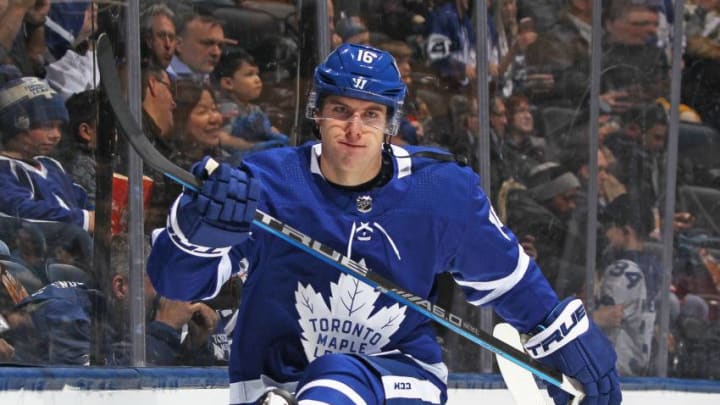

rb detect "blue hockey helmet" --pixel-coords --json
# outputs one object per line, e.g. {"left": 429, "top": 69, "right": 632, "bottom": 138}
{"left": 0, "top": 77, "right": 69, "bottom": 141}
{"left": 306, "top": 43, "right": 407, "bottom": 136}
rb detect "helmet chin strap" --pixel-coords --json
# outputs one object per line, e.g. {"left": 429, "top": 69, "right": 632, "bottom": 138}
{"left": 383, "top": 134, "right": 394, "bottom": 156}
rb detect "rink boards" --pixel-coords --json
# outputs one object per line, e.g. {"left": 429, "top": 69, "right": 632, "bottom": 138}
{"left": 0, "top": 368, "right": 719, "bottom": 404}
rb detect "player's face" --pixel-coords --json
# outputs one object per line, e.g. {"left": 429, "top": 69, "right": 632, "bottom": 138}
{"left": 186, "top": 90, "right": 223, "bottom": 149}
{"left": 148, "top": 14, "right": 177, "bottom": 68}
{"left": 316, "top": 95, "right": 388, "bottom": 186}
{"left": 176, "top": 20, "right": 224, "bottom": 73}
{"left": 229, "top": 62, "right": 263, "bottom": 103}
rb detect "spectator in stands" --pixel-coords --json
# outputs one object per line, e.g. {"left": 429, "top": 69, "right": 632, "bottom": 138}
{"left": 8, "top": 0, "right": 50, "bottom": 77}
{"left": 682, "top": 0, "right": 720, "bottom": 131}
{"left": 605, "top": 102, "right": 668, "bottom": 218}
{"left": 446, "top": 95, "right": 480, "bottom": 168}
{"left": 211, "top": 47, "right": 288, "bottom": 163}
{"left": 56, "top": 89, "right": 97, "bottom": 206}
{"left": 141, "top": 4, "right": 177, "bottom": 69}
{"left": 136, "top": 63, "right": 176, "bottom": 232}
{"left": 561, "top": 144, "right": 627, "bottom": 216}
{"left": 501, "top": 94, "right": 547, "bottom": 180}
{"left": 8, "top": 280, "right": 103, "bottom": 365}
{"left": 505, "top": 161, "right": 585, "bottom": 296}
{"left": 601, "top": 0, "right": 670, "bottom": 107}
{"left": 517, "top": 0, "right": 565, "bottom": 33}
{"left": 426, "top": 0, "right": 479, "bottom": 90}
{"left": 525, "top": 0, "right": 593, "bottom": 108}
{"left": 42, "top": 2, "right": 99, "bottom": 101}
{"left": 44, "top": 1, "right": 97, "bottom": 61}
{"left": 493, "top": 0, "right": 548, "bottom": 98}
{"left": 0, "top": 77, "right": 93, "bottom": 270}
{"left": 376, "top": 40, "right": 430, "bottom": 146}
{"left": 142, "top": 63, "right": 176, "bottom": 148}
{"left": 107, "top": 234, "right": 219, "bottom": 366}
{"left": 169, "top": 79, "right": 226, "bottom": 170}
{"left": 484, "top": 95, "right": 516, "bottom": 201}
{"left": 168, "top": 13, "right": 225, "bottom": 82}
{"left": 336, "top": 15, "right": 370, "bottom": 45}
{"left": 595, "top": 193, "right": 660, "bottom": 376}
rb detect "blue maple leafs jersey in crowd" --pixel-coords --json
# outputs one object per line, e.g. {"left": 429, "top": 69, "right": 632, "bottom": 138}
{"left": 147, "top": 143, "right": 560, "bottom": 403}
{"left": 0, "top": 155, "right": 92, "bottom": 229}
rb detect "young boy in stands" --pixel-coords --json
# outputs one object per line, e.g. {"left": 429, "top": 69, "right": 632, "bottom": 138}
{"left": 211, "top": 47, "right": 287, "bottom": 162}
{"left": 0, "top": 77, "right": 94, "bottom": 269}
{"left": 595, "top": 193, "right": 660, "bottom": 376}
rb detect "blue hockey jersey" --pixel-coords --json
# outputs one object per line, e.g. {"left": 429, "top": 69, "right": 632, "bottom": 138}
{"left": 0, "top": 155, "right": 92, "bottom": 230}
{"left": 147, "top": 143, "right": 559, "bottom": 403}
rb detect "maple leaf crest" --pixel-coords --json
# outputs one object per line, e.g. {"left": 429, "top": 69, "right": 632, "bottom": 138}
{"left": 295, "top": 273, "right": 407, "bottom": 362}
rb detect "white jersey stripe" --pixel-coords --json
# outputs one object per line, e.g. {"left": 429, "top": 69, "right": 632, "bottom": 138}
{"left": 296, "top": 379, "right": 367, "bottom": 405}
{"left": 298, "top": 401, "right": 331, "bottom": 405}
{"left": 457, "top": 249, "right": 530, "bottom": 306}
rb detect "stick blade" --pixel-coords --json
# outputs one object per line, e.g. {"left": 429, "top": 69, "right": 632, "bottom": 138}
{"left": 493, "top": 323, "right": 550, "bottom": 405}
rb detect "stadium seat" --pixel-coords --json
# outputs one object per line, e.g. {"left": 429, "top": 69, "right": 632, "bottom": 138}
{"left": 45, "top": 262, "right": 93, "bottom": 285}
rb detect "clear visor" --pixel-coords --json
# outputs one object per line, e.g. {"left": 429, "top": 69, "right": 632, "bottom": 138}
{"left": 306, "top": 91, "right": 403, "bottom": 136}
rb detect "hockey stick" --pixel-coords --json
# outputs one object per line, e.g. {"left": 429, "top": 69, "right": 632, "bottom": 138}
{"left": 96, "top": 33, "right": 583, "bottom": 399}
{"left": 494, "top": 323, "right": 583, "bottom": 405}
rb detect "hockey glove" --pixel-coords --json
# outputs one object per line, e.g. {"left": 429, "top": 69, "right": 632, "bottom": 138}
{"left": 176, "top": 156, "right": 261, "bottom": 248}
{"left": 524, "top": 297, "right": 622, "bottom": 405}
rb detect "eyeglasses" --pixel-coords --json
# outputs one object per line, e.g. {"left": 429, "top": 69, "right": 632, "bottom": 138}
{"left": 316, "top": 103, "right": 387, "bottom": 132}
{"left": 153, "top": 31, "right": 176, "bottom": 42}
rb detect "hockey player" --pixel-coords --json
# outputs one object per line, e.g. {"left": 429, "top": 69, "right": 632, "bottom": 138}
{"left": 147, "top": 43, "right": 622, "bottom": 405}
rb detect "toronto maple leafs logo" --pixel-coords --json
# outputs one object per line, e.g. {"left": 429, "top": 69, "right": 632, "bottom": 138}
{"left": 295, "top": 273, "right": 407, "bottom": 361}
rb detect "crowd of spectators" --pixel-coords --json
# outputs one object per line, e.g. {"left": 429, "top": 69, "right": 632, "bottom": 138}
{"left": 0, "top": 0, "right": 719, "bottom": 380}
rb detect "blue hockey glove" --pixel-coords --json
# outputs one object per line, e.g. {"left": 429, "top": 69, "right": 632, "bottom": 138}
{"left": 524, "top": 298, "right": 622, "bottom": 405}
{"left": 176, "top": 156, "right": 261, "bottom": 248}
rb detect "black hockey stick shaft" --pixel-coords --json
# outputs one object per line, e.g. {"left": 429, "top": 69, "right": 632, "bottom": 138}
{"left": 96, "top": 34, "right": 582, "bottom": 398}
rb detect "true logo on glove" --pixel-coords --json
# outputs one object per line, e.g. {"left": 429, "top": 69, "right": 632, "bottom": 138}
{"left": 525, "top": 303, "right": 588, "bottom": 358}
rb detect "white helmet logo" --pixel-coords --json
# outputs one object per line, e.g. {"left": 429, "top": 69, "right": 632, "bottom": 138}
{"left": 352, "top": 77, "right": 368, "bottom": 90}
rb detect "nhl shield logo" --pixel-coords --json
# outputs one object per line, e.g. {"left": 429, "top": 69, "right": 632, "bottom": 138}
{"left": 356, "top": 195, "right": 372, "bottom": 213}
